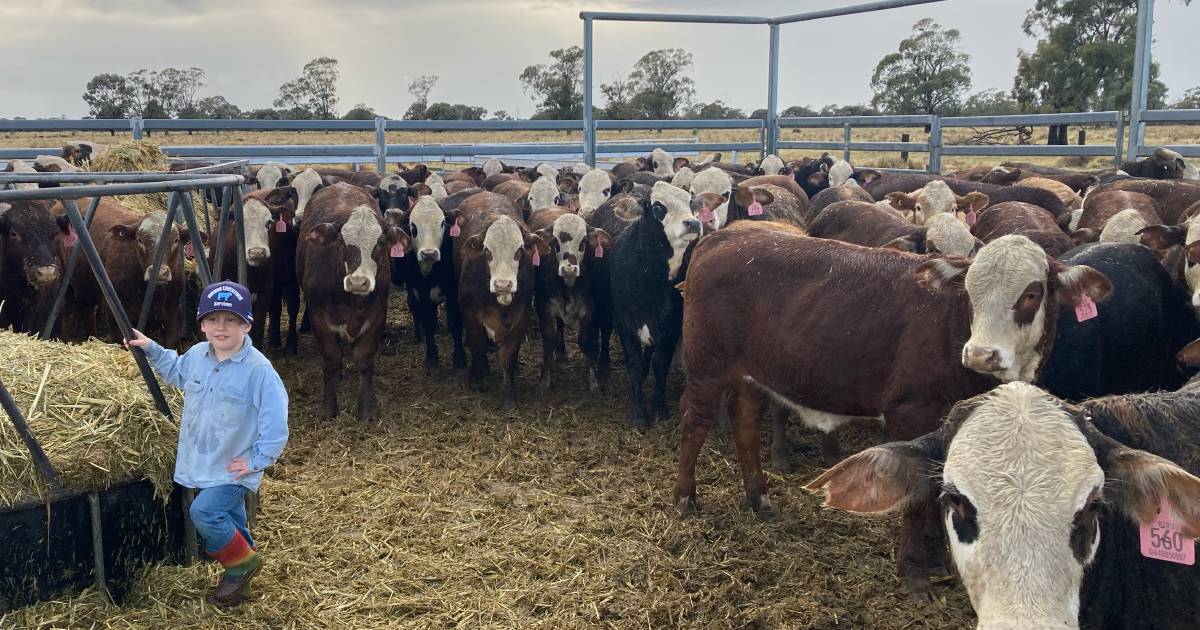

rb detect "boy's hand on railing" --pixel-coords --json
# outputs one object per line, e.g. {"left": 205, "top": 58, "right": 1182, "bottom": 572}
{"left": 124, "top": 328, "right": 151, "bottom": 351}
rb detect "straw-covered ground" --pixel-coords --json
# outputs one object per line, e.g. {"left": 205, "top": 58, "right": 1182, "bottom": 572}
{"left": 3, "top": 295, "right": 975, "bottom": 629}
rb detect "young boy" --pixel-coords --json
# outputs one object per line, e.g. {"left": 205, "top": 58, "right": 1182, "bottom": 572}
{"left": 127, "top": 280, "right": 288, "bottom": 608}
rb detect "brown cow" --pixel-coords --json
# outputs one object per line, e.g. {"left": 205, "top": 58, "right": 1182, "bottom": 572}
{"left": 1090, "top": 179, "right": 1200, "bottom": 225}
{"left": 0, "top": 200, "right": 69, "bottom": 332}
{"left": 973, "top": 201, "right": 1073, "bottom": 257}
{"left": 805, "top": 183, "right": 876, "bottom": 226}
{"left": 210, "top": 187, "right": 299, "bottom": 351}
{"left": 297, "top": 182, "right": 410, "bottom": 420}
{"left": 453, "top": 191, "right": 548, "bottom": 408}
{"left": 808, "top": 201, "right": 980, "bottom": 257}
{"left": 673, "top": 224, "right": 1111, "bottom": 592}
{"left": 528, "top": 206, "right": 613, "bottom": 392}
{"left": 1000, "top": 162, "right": 1106, "bottom": 193}
{"left": 1070, "top": 191, "right": 1163, "bottom": 244}
{"left": 58, "top": 200, "right": 185, "bottom": 347}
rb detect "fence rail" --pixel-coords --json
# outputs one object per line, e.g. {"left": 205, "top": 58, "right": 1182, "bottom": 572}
{"left": 1, "top": 110, "right": 1198, "bottom": 172}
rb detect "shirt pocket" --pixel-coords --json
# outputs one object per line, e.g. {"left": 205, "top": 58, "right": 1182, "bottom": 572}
{"left": 215, "top": 385, "right": 250, "bottom": 428}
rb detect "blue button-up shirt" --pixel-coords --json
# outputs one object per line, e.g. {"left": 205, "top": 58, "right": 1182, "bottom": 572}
{"left": 143, "top": 337, "right": 288, "bottom": 492}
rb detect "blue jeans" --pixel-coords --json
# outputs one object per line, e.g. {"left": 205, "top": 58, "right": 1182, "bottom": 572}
{"left": 189, "top": 484, "right": 255, "bottom": 554}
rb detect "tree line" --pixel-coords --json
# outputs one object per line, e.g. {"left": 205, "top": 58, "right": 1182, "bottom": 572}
{"left": 76, "top": 0, "right": 1195, "bottom": 122}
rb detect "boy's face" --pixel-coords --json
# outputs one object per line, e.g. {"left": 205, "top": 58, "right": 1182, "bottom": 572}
{"left": 200, "top": 311, "right": 251, "bottom": 354}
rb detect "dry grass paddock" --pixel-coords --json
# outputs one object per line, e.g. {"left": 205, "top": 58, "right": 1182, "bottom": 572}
{"left": 4, "top": 295, "right": 975, "bottom": 629}
{"left": 1, "top": 123, "right": 1196, "bottom": 173}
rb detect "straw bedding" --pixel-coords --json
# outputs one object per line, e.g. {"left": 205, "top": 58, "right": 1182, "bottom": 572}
{"left": 2, "top": 299, "right": 975, "bottom": 629}
{"left": 0, "top": 331, "right": 181, "bottom": 508}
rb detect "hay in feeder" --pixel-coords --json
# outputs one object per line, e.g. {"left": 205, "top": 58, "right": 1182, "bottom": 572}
{"left": 0, "top": 331, "right": 181, "bottom": 508}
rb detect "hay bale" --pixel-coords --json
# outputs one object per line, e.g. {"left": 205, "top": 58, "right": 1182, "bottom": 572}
{"left": 89, "top": 140, "right": 167, "bottom": 173}
{"left": 0, "top": 331, "right": 181, "bottom": 508}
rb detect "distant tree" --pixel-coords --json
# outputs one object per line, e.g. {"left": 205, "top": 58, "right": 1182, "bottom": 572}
{"left": 154, "top": 67, "right": 205, "bottom": 117}
{"left": 1173, "top": 87, "right": 1200, "bottom": 109}
{"left": 245, "top": 108, "right": 284, "bottom": 120}
{"left": 749, "top": 108, "right": 768, "bottom": 120}
{"left": 424, "top": 102, "right": 487, "bottom": 120}
{"left": 781, "top": 105, "right": 818, "bottom": 117}
{"left": 519, "top": 46, "right": 584, "bottom": 120}
{"left": 404, "top": 75, "right": 438, "bottom": 120}
{"left": 599, "top": 74, "right": 639, "bottom": 119}
{"left": 275, "top": 57, "right": 340, "bottom": 119}
{"left": 1013, "top": 0, "right": 1180, "bottom": 112}
{"left": 819, "top": 103, "right": 882, "bottom": 117}
{"left": 687, "top": 100, "right": 744, "bottom": 119}
{"left": 342, "top": 103, "right": 377, "bottom": 120}
{"left": 82, "top": 73, "right": 134, "bottom": 118}
{"left": 958, "top": 89, "right": 1022, "bottom": 116}
{"left": 627, "top": 48, "right": 695, "bottom": 119}
{"left": 870, "top": 19, "right": 971, "bottom": 115}
{"left": 198, "top": 95, "right": 241, "bottom": 119}
{"left": 491, "top": 110, "right": 514, "bottom": 121}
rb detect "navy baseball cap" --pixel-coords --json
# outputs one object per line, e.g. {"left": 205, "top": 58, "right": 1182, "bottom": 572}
{"left": 197, "top": 281, "right": 253, "bottom": 324}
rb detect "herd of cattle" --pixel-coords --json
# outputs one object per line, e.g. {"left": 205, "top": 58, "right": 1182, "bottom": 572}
{"left": 4, "top": 141, "right": 1200, "bottom": 627}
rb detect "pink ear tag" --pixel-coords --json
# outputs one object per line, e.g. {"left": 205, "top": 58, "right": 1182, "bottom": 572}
{"left": 63, "top": 226, "right": 78, "bottom": 247}
{"left": 1140, "top": 499, "right": 1195, "bottom": 565}
{"left": 532, "top": 250, "right": 541, "bottom": 266}
{"left": 594, "top": 243, "right": 605, "bottom": 258}
{"left": 965, "top": 210, "right": 978, "bottom": 226}
{"left": 1074, "top": 295, "right": 1098, "bottom": 322}
{"left": 184, "top": 241, "right": 194, "bottom": 258}
{"left": 449, "top": 219, "right": 461, "bottom": 237}
{"left": 747, "top": 201, "right": 764, "bottom": 217}
{"left": 699, "top": 208, "right": 715, "bottom": 223}
{"left": 390, "top": 242, "right": 405, "bottom": 258}
{"left": 275, "top": 218, "right": 287, "bottom": 233}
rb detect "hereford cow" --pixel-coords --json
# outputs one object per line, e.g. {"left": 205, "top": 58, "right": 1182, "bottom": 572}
{"left": 297, "top": 183, "right": 410, "bottom": 420}
{"left": 252, "top": 163, "right": 290, "bottom": 189}
{"left": 391, "top": 195, "right": 465, "bottom": 371}
{"left": 1000, "top": 162, "right": 1106, "bottom": 193}
{"left": 1070, "top": 190, "right": 1163, "bottom": 243}
{"left": 529, "top": 206, "right": 613, "bottom": 392}
{"left": 1088, "top": 179, "right": 1200, "bottom": 225}
{"left": 211, "top": 187, "right": 299, "bottom": 352}
{"left": 291, "top": 168, "right": 325, "bottom": 222}
{"left": 0, "top": 201, "right": 68, "bottom": 332}
{"left": 578, "top": 169, "right": 616, "bottom": 214}
{"left": 692, "top": 184, "right": 807, "bottom": 232}
{"left": 453, "top": 191, "right": 547, "bottom": 408}
{"left": 885, "top": 180, "right": 990, "bottom": 225}
{"left": 1, "top": 160, "right": 38, "bottom": 191}
{"left": 674, "top": 226, "right": 1111, "bottom": 592}
{"left": 60, "top": 202, "right": 185, "bottom": 347}
{"left": 758, "top": 154, "right": 786, "bottom": 176}
{"left": 1016, "top": 177, "right": 1083, "bottom": 210}
{"left": 805, "top": 183, "right": 875, "bottom": 226}
{"left": 807, "top": 381, "right": 1200, "bottom": 629}
{"left": 808, "top": 201, "right": 979, "bottom": 257}
{"left": 972, "top": 201, "right": 1074, "bottom": 257}
{"left": 689, "top": 168, "right": 733, "bottom": 228}
{"left": 869, "top": 174, "right": 1068, "bottom": 223}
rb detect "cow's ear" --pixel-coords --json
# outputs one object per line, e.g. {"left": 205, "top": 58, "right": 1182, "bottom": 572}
{"left": 882, "top": 234, "right": 922, "bottom": 253}
{"left": 956, "top": 191, "right": 990, "bottom": 214}
{"left": 1177, "top": 338, "right": 1200, "bottom": 367}
{"left": 586, "top": 227, "right": 614, "bottom": 253}
{"left": 1138, "top": 224, "right": 1187, "bottom": 249}
{"left": 109, "top": 224, "right": 138, "bottom": 240}
{"left": 385, "top": 226, "right": 411, "bottom": 250}
{"left": 1070, "top": 228, "right": 1098, "bottom": 247}
{"left": 673, "top": 157, "right": 690, "bottom": 172}
{"left": 558, "top": 178, "right": 578, "bottom": 194}
{"left": 370, "top": 186, "right": 387, "bottom": 208}
{"left": 266, "top": 185, "right": 298, "bottom": 209}
{"left": 408, "top": 186, "right": 423, "bottom": 198}
{"left": 732, "top": 186, "right": 753, "bottom": 209}
{"left": 1049, "top": 258, "right": 1112, "bottom": 304}
{"left": 617, "top": 178, "right": 635, "bottom": 195}
{"left": 463, "top": 234, "right": 485, "bottom": 254}
{"left": 805, "top": 429, "right": 946, "bottom": 514}
{"left": 887, "top": 191, "right": 918, "bottom": 211}
{"left": 535, "top": 227, "right": 556, "bottom": 250}
{"left": 1080, "top": 419, "right": 1200, "bottom": 537}
{"left": 855, "top": 169, "right": 882, "bottom": 186}
{"left": 751, "top": 187, "right": 775, "bottom": 206}
{"left": 915, "top": 256, "right": 971, "bottom": 292}
{"left": 524, "top": 231, "right": 550, "bottom": 257}
{"left": 306, "top": 223, "right": 339, "bottom": 246}
{"left": 55, "top": 214, "right": 71, "bottom": 234}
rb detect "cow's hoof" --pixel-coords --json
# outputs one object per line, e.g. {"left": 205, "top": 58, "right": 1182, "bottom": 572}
{"left": 751, "top": 495, "right": 777, "bottom": 519}
{"left": 675, "top": 496, "right": 697, "bottom": 518}
{"left": 900, "top": 576, "right": 934, "bottom": 601}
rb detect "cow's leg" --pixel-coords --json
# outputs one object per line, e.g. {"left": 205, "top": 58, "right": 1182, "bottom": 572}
{"left": 769, "top": 403, "right": 792, "bottom": 473}
{"left": 284, "top": 280, "right": 300, "bottom": 355}
{"left": 618, "top": 327, "right": 648, "bottom": 429}
{"left": 464, "top": 319, "right": 488, "bottom": 391}
{"left": 650, "top": 335, "right": 677, "bottom": 421}
{"left": 673, "top": 373, "right": 723, "bottom": 516}
{"left": 314, "top": 329, "right": 341, "bottom": 419}
{"left": 498, "top": 333, "right": 520, "bottom": 411}
{"left": 350, "top": 339, "right": 378, "bottom": 422}
{"left": 554, "top": 320, "right": 567, "bottom": 362}
{"left": 267, "top": 284, "right": 283, "bottom": 349}
{"left": 407, "top": 289, "right": 424, "bottom": 344}
{"left": 577, "top": 313, "right": 600, "bottom": 394}
{"left": 593, "top": 308, "right": 613, "bottom": 380}
{"left": 250, "top": 293, "right": 267, "bottom": 348}
{"left": 447, "top": 293, "right": 467, "bottom": 369}
{"left": 538, "top": 312, "right": 557, "bottom": 391}
{"left": 419, "top": 300, "right": 440, "bottom": 372}
{"left": 730, "top": 381, "right": 774, "bottom": 517}
{"left": 885, "top": 401, "right": 949, "bottom": 596}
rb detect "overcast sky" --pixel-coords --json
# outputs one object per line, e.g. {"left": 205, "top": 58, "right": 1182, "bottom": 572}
{"left": 0, "top": 0, "right": 1196, "bottom": 119}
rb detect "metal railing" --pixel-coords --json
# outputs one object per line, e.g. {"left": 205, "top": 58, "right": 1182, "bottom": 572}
{"left": 1, "top": 110, "right": 1198, "bottom": 174}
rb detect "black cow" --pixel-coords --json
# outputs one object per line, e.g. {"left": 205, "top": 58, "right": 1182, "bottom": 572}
{"left": 390, "top": 195, "right": 465, "bottom": 371}
{"left": 0, "top": 200, "right": 68, "bottom": 333}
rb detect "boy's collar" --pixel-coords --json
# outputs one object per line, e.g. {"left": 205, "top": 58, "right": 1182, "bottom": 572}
{"left": 204, "top": 336, "right": 254, "bottom": 363}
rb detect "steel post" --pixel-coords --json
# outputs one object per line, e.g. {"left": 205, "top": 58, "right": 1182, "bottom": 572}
{"left": 42, "top": 195, "right": 102, "bottom": 339}
{"left": 178, "top": 194, "right": 212, "bottom": 287}
{"left": 1128, "top": 0, "right": 1154, "bottom": 160}
{"left": 87, "top": 491, "right": 110, "bottom": 602}
{"left": 1115, "top": 111, "right": 1127, "bottom": 165}
{"left": 59, "top": 199, "right": 173, "bottom": 419}
{"left": 766, "top": 23, "right": 780, "bottom": 156}
{"left": 583, "top": 17, "right": 596, "bottom": 167}
{"left": 0, "top": 376, "right": 62, "bottom": 491}
{"left": 375, "top": 116, "right": 387, "bottom": 173}
{"left": 130, "top": 117, "right": 144, "bottom": 140}
{"left": 211, "top": 192, "right": 233, "bottom": 281}
{"left": 843, "top": 124, "right": 852, "bottom": 163}
{"left": 231, "top": 191, "right": 249, "bottom": 287}
{"left": 928, "top": 115, "right": 943, "bottom": 173}
{"left": 137, "top": 193, "right": 181, "bottom": 332}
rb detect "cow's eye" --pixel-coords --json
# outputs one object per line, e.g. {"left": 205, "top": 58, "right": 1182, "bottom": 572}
{"left": 410, "top": 225, "right": 418, "bottom": 238}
